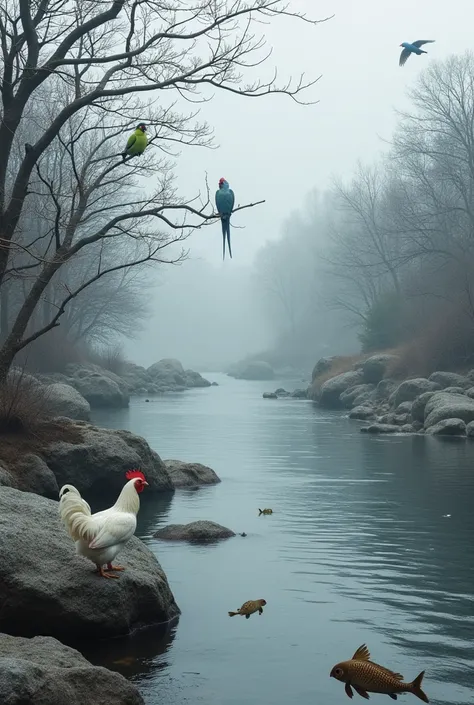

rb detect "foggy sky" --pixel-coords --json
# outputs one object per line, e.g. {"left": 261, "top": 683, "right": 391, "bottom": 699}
{"left": 128, "top": 0, "right": 474, "bottom": 369}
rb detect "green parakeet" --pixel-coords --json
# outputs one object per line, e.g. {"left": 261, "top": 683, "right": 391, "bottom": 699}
{"left": 122, "top": 123, "right": 148, "bottom": 161}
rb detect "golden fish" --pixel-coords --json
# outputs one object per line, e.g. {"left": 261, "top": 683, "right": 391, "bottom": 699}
{"left": 330, "top": 644, "right": 429, "bottom": 702}
{"left": 258, "top": 508, "right": 273, "bottom": 515}
{"left": 228, "top": 599, "right": 267, "bottom": 619}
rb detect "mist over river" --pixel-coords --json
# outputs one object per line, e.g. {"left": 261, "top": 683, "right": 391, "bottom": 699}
{"left": 85, "top": 373, "right": 474, "bottom": 705}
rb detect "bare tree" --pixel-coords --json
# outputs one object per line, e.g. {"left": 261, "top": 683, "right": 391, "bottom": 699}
{"left": 0, "top": 0, "right": 329, "bottom": 380}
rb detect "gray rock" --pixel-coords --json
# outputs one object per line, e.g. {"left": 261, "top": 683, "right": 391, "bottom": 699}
{"left": 45, "top": 383, "right": 91, "bottom": 421}
{"left": 466, "top": 421, "right": 474, "bottom": 437}
{"left": 40, "top": 421, "right": 173, "bottom": 497}
{"left": 1, "top": 454, "right": 59, "bottom": 498}
{"left": 233, "top": 360, "right": 274, "bottom": 380}
{"left": 465, "top": 386, "right": 474, "bottom": 399}
{"left": 360, "top": 423, "right": 400, "bottom": 434}
{"left": 0, "top": 633, "right": 144, "bottom": 705}
{"left": 442, "top": 386, "right": 466, "bottom": 395}
{"left": 362, "top": 354, "right": 399, "bottom": 384}
{"left": 376, "top": 413, "right": 395, "bottom": 424}
{"left": 349, "top": 405, "right": 376, "bottom": 420}
{"left": 393, "top": 413, "right": 410, "bottom": 425}
{"left": 0, "top": 487, "right": 179, "bottom": 643}
{"left": 375, "top": 378, "right": 399, "bottom": 401}
{"left": 396, "top": 401, "right": 413, "bottom": 414}
{"left": 163, "top": 459, "right": 221, "bottom": 488}
{"left": 424, "top": 392, "right": 474, "bottom": 429}
{"left": 428, "top": 371, "right": 471, "bottom": 389}
{"left": 390, "top": 378, "right": 440, "bottom": 407}
{"left": 319, "top": 370, "right": 364, "bottom": 408}
{"left": 311, "top": 357, "right": 335, "bottom": 382}
{"left": 275, "top": 387, "right": 290, "bottom": 396}
{"left": 425, "top": 418, "right": 467, "bottom": 436}
{"left": 184, "top": 369, "right": 211, "bottom": 388}
{"left": 400, "top": 424, "right": 415, "bottom": 433}
{"left": 411, "top": 392, "right": 436, "bottom": 423}
{"left": 412, "top": 420, "right": 424, "bottom": 432}
{"left": 154, "top": 520, "right": 235, "bottom": 542}
{"left": 291, "top": 388, "right": 308, "bottom": 399}
{"left": 263, "top": 392, "right": 278, "bottom": 399}
{"left": 65, "top": 363, "right": 130, "bottom": 408}
{"left": 340, "top": 384, "right": 375, "bottom": 409}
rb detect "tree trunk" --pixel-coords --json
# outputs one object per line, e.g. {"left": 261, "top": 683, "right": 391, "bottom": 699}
{"left": 0, "top": 283, "right": 9, "bottom": 343}
{"left": 0, "top": 260, "right": 61, "bottom": 383}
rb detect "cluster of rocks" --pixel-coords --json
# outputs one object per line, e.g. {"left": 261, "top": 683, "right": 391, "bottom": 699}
{"left": 0, "top": 416, "right": 222, "bottom": 703}
{"left": 33, "top": 357, "right": 211, "bottom": 412}
{"left": 263, "top": 387, "right": 308, "bottom": 400}
{"left": 311, "top": 354, "right": 474, "bottom": 437}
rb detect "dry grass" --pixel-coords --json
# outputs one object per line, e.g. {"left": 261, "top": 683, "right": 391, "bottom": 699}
{"left": 0, "top": 370, "right": 85, "bottom": 470}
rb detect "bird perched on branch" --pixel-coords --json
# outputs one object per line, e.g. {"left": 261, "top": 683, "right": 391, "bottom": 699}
{"left": 122, "top": 123, "right": 148, "bottom": 161}
{"left": 399, "top": 40, "right": 435, "bottom": 67}
{"left": 58, "top": 469, "right": 148, "bottom": 579}
{"left": 215, "top": 177, "right": 235, "bottom": 260}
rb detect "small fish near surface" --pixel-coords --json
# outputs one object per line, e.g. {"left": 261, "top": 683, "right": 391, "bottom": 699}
{"left": 228, "top": 599, "right": 267, "bottom": 619}
{"left": 258, "top": 508, "right": 273, "bottom": 515}
{"left": 330, "top": 644, "right": 429, "bottom": 702}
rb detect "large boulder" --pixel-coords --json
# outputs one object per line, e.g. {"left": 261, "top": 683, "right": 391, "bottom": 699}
{"left": 362, "top": 354, "right": 399, "bottom": 384}
{"left": 147, "top": 358, "right": 210, "bottom": 391}
{"left": 428, "top": 371, "right": 471, "bottom": 389}
{"left": 311, "top": 357, "right": 335, "bottom": 382}
{"left": 340, "top": 384, "right": 375, "bottom": 409}
{"left": 154, "top": 520, "right": 235, "bottom": 542}
{"left": 424, "top": 392, "right": 474, "bottom": 429}
{"left": 64, "top": 363, "right": 130, "bottom": 409}
{"left": 425, "top": 418, "right": 467, "bottom": 436}
{"left": 0, "top": 487, "right": 179, "bottom": 644}
{"left": 318, "top": 370, "right": 364, "bottom": 408}
{"left": 45, "top": 383, "right": 91, "bottom": 421}
{"left": 411, "top": 392, "right": 436, "bottom": 423}
{"left": 0, "top": 454, "right": 58, "bottom": 498}
{"left": 40, "top": 421, "right": 173, "bottom": 497}
{"left": 233, "top": 360, "right": 274, "bottom": 381}
{"left": 375, "top": 378, "right": 398, "bottom": 401}
{"left": 0, "top": 633, "right": 144, "bottom": 704}
{"left": 389, "top": 378, "right": 440, "bottom": 407}
{"left": 163, "top": 459, "right": 221, "bottom": 488}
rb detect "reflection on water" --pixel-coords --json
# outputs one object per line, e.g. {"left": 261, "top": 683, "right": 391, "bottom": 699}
{"left": 89, "top": 374, "right": 474, "bottom": 705}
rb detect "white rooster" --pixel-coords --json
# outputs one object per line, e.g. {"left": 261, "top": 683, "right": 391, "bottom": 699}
{"left": 59, "top": 469, "right": 148, "bottom": 579}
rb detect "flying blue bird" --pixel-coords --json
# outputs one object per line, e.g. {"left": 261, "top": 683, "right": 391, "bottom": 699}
{"left": 215, "top": 177, "right": 235, "bottom": 260}
{"left": 399, "top": 40, "right": 435, "bottom": 67}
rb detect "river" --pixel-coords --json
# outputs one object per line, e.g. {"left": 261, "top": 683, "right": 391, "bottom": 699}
{"left": 86, "top": 373, "right": 474, "bottom": 705}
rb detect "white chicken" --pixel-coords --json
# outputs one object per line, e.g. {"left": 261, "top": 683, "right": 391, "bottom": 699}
{"left": 59, "top": 469, "right": 148, "bottom": 579}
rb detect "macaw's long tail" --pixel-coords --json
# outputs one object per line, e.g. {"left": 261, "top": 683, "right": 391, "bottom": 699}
{"left": 221, "top": 216, "right": 232, "bottom": 260}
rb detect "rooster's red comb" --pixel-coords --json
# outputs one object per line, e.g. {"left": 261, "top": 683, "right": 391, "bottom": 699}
{"left": 126, "top": 468, "right": 146, "bottom": 482}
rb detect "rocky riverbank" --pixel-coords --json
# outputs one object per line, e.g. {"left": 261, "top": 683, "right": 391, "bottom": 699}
{"left": 309, "top": 353, "right": 474, "bottom": 437}
{"left": 34, "top": 357, "right": 212, "bottom": 411}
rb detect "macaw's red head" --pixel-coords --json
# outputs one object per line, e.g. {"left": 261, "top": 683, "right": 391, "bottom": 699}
{"left": 219, "top": 177, "right": 226, "bottom": 187}
{"left": 125, "top": 468, "right": 149, "bottom": 493}
{"left": 137, "top": 123, "right": 147, "bottom": 131}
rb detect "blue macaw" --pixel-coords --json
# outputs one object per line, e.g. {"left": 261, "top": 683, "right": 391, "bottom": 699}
{"left": 215, "top": 177, "right": 235, "bottom": 260}
{"left": 399, "top": 40, "right": 435, "bottom": 67}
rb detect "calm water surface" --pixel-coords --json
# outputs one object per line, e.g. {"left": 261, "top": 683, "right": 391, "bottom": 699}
{"left": 88, "top": 373, "right": 474, "bottom": 705}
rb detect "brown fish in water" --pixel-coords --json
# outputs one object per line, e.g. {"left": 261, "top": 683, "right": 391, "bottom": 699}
{"left": 330, "top": 644, "right": 429, "bottom": 702}
{"left": 228, "top": 599, "right": 266, "bottom": 619}
{"left": 258, "top": 508, "right": 273, "bottom": 515}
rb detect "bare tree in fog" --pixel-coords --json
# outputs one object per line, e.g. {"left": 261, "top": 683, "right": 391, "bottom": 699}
{"left": 0, "top": 0, "right": 329, "bottom": 379}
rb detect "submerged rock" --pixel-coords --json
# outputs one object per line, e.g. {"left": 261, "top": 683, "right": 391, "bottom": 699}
{"left": 349, "top": 405, "right": 376, "bottom": 420}
{"left": 360, "top": 423, "right": 400, "bottom": 434}
{"left": 154, "top": 520, "right": 235, "bottom": 542}
{"left": 0, "top": 633, "right": 144, "bottom": 704}
{"left": 0, "top": 487, "right": 179, "bottom": 644}
{"left": 164, "top": 459, "right": 221, "bottom": 488}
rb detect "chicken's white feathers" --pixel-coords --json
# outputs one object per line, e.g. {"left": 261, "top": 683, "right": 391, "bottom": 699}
{"left": 58, "top": 479, "right": 140, "bottom": 549}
